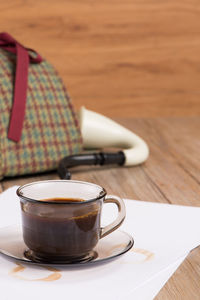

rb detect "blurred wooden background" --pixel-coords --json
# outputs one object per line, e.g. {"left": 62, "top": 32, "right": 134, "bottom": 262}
{"left": 0, "top": 0, "right": 200, "bottom": 118}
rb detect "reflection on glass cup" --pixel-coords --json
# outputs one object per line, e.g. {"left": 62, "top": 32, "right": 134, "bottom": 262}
{"left": 17, "top": 180, "right": 126, "bottom": 263}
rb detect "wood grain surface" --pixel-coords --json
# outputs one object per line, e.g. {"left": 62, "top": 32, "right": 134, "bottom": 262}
{"left": 0, "top": 0, "right": 200, "bottom": 117}
{"left": 1, "top": 116, "right": 200, "bottom": 299}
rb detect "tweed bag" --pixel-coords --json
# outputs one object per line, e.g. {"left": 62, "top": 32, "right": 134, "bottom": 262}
{"left": 0, "top": 33, "right": 82, "bottom": 179}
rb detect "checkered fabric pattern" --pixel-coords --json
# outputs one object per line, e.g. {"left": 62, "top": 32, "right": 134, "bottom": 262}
{"left": 0, "top": 49, "right": 83, "bottom": 178}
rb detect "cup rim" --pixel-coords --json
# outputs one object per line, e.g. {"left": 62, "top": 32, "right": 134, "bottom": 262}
{"left": 17, "top": 180, "right": 107, "bottom": 205}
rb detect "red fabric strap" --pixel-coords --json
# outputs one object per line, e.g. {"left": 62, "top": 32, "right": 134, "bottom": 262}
{"left": 0, "top": 32, "right": 42, "bottom": 142}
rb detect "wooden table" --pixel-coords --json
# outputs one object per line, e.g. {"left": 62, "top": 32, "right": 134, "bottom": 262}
{"left": 1, "top": 0, "right": 200, "bottom": 119}
{"left": 1, "top": 116, "right": 200, "bottom": 299}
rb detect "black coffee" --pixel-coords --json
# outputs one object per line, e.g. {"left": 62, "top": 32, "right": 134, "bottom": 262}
{"left": 21, "top": 198, "right": 101, "bottom": 261}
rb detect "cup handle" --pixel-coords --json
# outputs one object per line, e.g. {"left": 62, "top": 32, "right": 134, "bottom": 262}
{"left": 100, "top": 195, "right": 126, "bottom": 238}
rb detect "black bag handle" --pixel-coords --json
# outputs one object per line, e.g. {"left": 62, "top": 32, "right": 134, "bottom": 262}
{"left": 58, "top": 152, "right": 125, "bottom": 179}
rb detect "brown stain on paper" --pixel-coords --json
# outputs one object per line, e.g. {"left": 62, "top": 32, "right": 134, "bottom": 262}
{"left": 11, "top": 264, "right": 25, "bottom": 274}
{"left": 9, "top": 247, "right": 154, "bottom": 281}
{"left": 108, "top": 244, "right": 154, "bottom": 263}
{"left": 132, "top": 248, "right": 155, "bottom": 262}
{"left": 10, "top": 262, "right": 62, "bottom": 282}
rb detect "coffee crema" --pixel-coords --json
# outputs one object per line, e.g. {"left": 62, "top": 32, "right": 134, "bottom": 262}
{"left": 39, "top": 197, "right": 86, "bottom": 203}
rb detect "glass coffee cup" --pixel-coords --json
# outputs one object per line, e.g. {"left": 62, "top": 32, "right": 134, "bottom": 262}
{"left": 17, "top": 180, "right": 126, "bottom": 263}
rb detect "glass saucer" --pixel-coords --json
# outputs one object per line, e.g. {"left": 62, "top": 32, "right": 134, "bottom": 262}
{"left": 0, "top": 225, "right": 134, "bottom": 267}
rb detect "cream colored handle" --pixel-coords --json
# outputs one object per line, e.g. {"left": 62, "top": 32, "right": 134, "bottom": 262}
{"left": 100, "top": 195, "right": 126, "bottom": 238}
{"left": 79, "top": 107, "right": 149, "bottom": 166}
